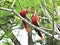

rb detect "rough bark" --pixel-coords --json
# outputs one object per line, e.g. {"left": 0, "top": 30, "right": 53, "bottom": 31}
{"left": 28, "top": 31, "right": 34, "bottom": 45}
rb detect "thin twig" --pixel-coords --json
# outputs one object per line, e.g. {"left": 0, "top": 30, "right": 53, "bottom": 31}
{"left": 40, "top": 27, "right": 52, "bottom": 31}
{"left": 0, "top": 7, "right": 60, "bottom": 40}
{"left": 51, "top": 0, "right": 55, "bottom": 45}
{"left": 0, "top": 7, "right": 12, "bottom": 12}
{"left": 11, "top": 0, "right": 16, "bottom": 8}
{"left": 17, "top": 0, "right": 23, "bottom": 10}
{"left": 40, "top": 2, "right": 60, "bottom": 34}
{"left": 13, "top": 9, "right": 53, "bottom": 36}
{"left": 39, "top": 16, "right": 48, "bottom": 19}
{"left": 0, "top": 7, "right": 52, "bottom": 36}
{"left": 13, "top": 29, "right": 21, "bottom": 43}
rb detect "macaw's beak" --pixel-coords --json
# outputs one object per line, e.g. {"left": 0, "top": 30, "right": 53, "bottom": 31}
{"left": 32, "top": 14, "right": 34, "bottom": 17}
{"left": 26, "top": 10, "right": 28, "bottom": 13}
{"left": 26, "top": 9, "right": 29, "bottom": 13}
{"left": 23, "top": 9, "right": 28, "bottom": 13}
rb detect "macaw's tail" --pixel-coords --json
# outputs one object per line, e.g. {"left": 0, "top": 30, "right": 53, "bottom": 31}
{"left": 35, "top": 28, "right": 44, "bottom": 41}
{"left": 22, "top": 20, "right": 29, "bottom": 32}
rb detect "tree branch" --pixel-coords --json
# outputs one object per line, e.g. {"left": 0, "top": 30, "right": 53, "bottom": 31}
{"left": 11, "top": 0, "right": 16, "bottom": 8}
{"left": 0, "top": 7, "right": 60, "bottom": 40}
{"left": 13, "top": 9, "right": 53, "bottom": 36}
{"left": 40, "top": 2, "right": 60, "bottom": 34}
{"left": 17, "top": 0, "right": 23, "bottom": 10}
{"left": 0, "top": 7, "right": 13, "bottom": 12}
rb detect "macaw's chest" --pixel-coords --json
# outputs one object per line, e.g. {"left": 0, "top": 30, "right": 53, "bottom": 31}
{"left": 20, "top": 11, "right": 26, "bottom": 18}
{"left": 32, "top": 16, "right": 38, "bottom": 24}
{"left": 32, "top": 19, "right": 39, "bottom": 27}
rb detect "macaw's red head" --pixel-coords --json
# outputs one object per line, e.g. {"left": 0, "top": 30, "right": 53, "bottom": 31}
{"left": 32, "top": 13, "right": 38, "bottom": 26}
{"left": 20, "top": 9, "right": 28, "bottom": 18}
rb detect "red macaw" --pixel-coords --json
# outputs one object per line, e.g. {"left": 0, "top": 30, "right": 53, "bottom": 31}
{"left": 20, "top": 9, "right": 29, "bottom": 32}
{"left": 32, "top": 13, "right": 44, "bottom": 41}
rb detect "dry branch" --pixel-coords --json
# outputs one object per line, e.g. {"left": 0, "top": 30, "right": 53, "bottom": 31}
{"left": 0, "top": 7, "right": 52, "bottom": 36}
{"left": 13, "top": 9, "right": 53, "bottom": 36}
{"left": 40, "top": 3, "right": 60, "bottom": 34}
{"left": 0, "top": 7, "right": 12, "bottom": 12}
{"left": 0, "top": 7, "right": 60, "bottom": 40}
{"left": 11, "top": 0, "right": 16, "bottom": 8}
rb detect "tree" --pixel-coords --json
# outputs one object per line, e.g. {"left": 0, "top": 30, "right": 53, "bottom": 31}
{"left": 0, "top": 0, "right": 60, "bottom": 45}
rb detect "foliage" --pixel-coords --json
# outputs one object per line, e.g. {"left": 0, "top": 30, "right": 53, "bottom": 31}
{"left": 0, "top": 0, "right": 60, "bottom": 45}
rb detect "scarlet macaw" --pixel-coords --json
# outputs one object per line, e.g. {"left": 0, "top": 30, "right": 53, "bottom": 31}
{"left": 20, "top": 9, "right": 29, "bottom": 32}
{"left": 32, "top": 13, "right": 44, "bottom": 41}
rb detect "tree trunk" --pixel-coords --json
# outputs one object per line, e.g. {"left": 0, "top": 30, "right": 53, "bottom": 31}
{"left": 28, "top": 31, "right": 34, "bottom": 45}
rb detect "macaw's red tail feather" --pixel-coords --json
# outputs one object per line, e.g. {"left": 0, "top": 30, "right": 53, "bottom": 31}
{"left": 24, "top": 24, "right": 29, "bottom": 32}
{"left": 35, "top": 29, "right": 44, "bottom": 41}
{"left": 22, "top": 20, "right": 29, "bottom": 32}
{"left": 35, "top": 29, "right": 43, "bottom": 38}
